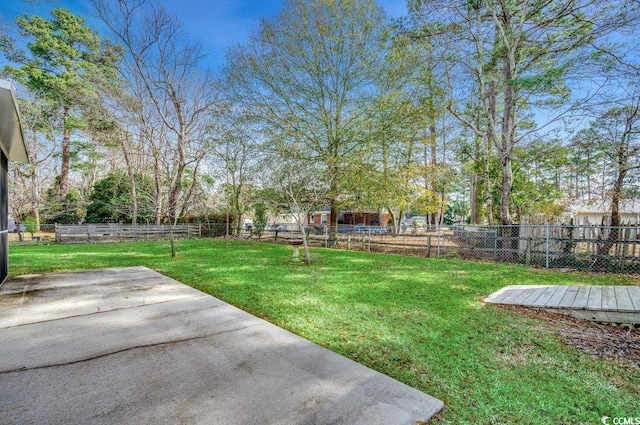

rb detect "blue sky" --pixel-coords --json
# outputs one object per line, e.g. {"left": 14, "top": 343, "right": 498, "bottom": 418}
{"left": 0, "top": 0, "right": 409, "bottom": 69}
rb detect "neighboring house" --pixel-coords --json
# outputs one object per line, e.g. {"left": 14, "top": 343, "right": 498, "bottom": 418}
{"left": 564, "top": 200, "right": 640, "bottom": 225}
{"left": 309, "top": 209, "right": 392, "bottom": 227}
{"left": 267, "top": 212, "right": 309, "bottom": 231}
{"left": 0, "top": 79, "right": 28, "bottom": 284}
{"left": 309, "top": 207, "right": 331, "bottom": 226}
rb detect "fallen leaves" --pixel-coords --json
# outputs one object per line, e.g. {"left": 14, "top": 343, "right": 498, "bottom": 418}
{"left": 500, "top": 305, "right": 640, "bottom": 367}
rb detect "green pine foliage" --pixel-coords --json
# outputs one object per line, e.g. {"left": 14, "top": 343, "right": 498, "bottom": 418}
{"left": 85, "top": 171, "right": 154, "bottom": 224}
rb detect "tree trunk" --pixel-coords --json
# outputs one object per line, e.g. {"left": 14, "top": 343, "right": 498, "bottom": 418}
{"left": 498, "top": 22, "right": 518, "bottom": 227}
{"left": 483, "top": 148, "right": 493, "bottom": 225}
{"left": 429, "top": 122, "right": 437, "bottom": 226}
{"left": 153, "top": 151, "right": 162, "bottom": 225}
{"left": 167, "top": 134, "right": 186, "bottom": 226}
{"left": 131, "top": 178, "right": 138, "bottom": 226}
{"left": 167, "top": 164, "right": 184, "bottom": 225}
{"left": 31, "top": 161, "right": 41, "bottom": 232}
{"left": 233, "top": 186, "right": 242, "bottom": 235}
{"left": 498, "top": 152, "right": 515, "bottom": 261}
{"left": 179, "top": 156, "right": 203, "bottom": 221}
{"left": 499, "top": 153, "right": 513, "bottom": 226}
{"left": 327, "top": 152, "right": 339, "bottom": 245}
{"left": 470, "top": 175, "right": 479, "bottom": 224}
{"left": 484, "top": 79, "right": 497, "bottom": 225}
{"left": 299, "top": 219, "right": 311, "bottom": 265}
{"left": 120, "top": 133, "right": 138, "bottom": 226}
{"left": 59, "top": 106, "right": 71, "bottom": 199}
{"left": 33, "top": 207, "right": 40, "bottom": 232}
{"left": 329, "top": 200, "right": 338, "bottom": 246}
{"left": 169, "top": 220, "right": 176, "bottom": 258}
{"left": 387, "top": 208, "right": 396, "bottom": 233}
{"left": 594, "top": 163, "right": 626, "bottom": 270}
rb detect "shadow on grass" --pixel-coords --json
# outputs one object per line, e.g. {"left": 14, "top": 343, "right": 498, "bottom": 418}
{"left": 7, "top": 239, "right": 640, "bottom": 424}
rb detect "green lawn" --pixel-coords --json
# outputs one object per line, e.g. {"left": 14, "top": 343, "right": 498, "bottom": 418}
{"left": 8, "top": 239, "right": 640, "bottom": 424}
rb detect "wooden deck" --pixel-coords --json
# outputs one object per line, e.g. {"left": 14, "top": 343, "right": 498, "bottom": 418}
{"left": 484, "top": 285, "right": 640, "bottom": 324}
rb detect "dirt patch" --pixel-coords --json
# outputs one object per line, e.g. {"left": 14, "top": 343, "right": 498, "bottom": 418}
{"left": 8, "top": 232, "right": 55, "bottom": 243}
{"left": 499, "top": 305, "right": 640, "bottom": 368}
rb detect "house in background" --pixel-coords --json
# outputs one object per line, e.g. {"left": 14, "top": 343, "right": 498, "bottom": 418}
{"left": 0, "top": 79, "right": 28, "bottom": 284}
{"left": 309, "top": 209, "right": 391, "bottom": 227}
{"left": 267, "top": 212, "right": 309, "bottom": 231}
{"left": 564, "top": 200, "right": 640, "bottom": 226}
{"left": 267, "top": 208, "right": 392, "bottom": 231}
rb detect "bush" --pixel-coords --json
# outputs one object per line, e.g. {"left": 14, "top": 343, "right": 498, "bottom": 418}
{"left": 23, "top": 216, "right": 37, "bottom": 235}
{"left": 253, "top": 203, "right": 268, "bottom": 237}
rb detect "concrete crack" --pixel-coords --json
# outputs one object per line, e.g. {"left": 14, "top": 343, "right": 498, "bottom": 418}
{"left": 0, "top": 322, "right": 264, "bottom": 374}
{"left": 1, "top": 294, "right": 214, "bottom": 329}
{"left": 0, "top": 275, "right": 157, "bottom": 296}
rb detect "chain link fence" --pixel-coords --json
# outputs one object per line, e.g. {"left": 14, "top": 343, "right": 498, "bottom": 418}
{"left": 231, "top": 223, "right": 640, "bottom": 275}
{"left": 447, "top": 224, "right": 640, "bottom": 274}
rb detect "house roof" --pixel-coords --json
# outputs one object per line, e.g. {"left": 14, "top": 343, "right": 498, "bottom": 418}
{"left": 567, "top": 199, "right": 640, "bottom": 214}
{"left": 0, "top": 79, "right": 28, "bottom": 163}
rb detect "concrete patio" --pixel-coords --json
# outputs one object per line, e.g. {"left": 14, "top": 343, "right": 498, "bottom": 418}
{"left": 0, "top": 266, "right": 443, "bottom": 424}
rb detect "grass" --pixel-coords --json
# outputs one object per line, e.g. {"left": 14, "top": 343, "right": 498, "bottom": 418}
{"left": 8, "top": 239, "right": 640, "bottom": 424}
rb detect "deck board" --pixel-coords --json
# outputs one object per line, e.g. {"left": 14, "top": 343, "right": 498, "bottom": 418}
{"left": 530, "top": 286, "right": 559, "bottom": 307}
{"left": 615, "top": 287, "right": 635, "bottom": 312}
{"left": 520, "top": 287, "right": 548, "bottom": 305}
{"left": 545, "top": 286, "right": 569, "bottom": 307}
{"left": 557, "top": 286, "right": 579, "bottom": 308}
{"left": 494, "top": 288, "right": 518, "bottom": 304}
{"left": 601, "top": 286, "right": 618, "bottom": 311}
{"left": 629, "top": 286, "right": 640, "bottom": 310}
{"left": 572, "top": 286, "right": 591, "bottom": 309}
{"left": 485, "top": 285, "right": 640, "bottom": 325}
{"left": 587, "top": 286, "right": 603, "bottom": 310}
{"left": 502, "top": 288, "right": 532, "bottom": 304}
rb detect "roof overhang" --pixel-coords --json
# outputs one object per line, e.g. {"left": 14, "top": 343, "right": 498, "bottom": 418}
{"left": 0, "top": 79, "right": 28, "bottom": 163}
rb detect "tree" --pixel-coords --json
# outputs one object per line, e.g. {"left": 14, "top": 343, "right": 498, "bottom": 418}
{"left": 94, "top": 0, "right": 221, "bottom": 256}
{"left": 85, "top": 171, "right": 130, "bottom": 223}
{"left": 85, "top": 171, "right": 154, "bottom": 223}
{"left": 82, "top": 100, "right": 146, "bottom": 226}
{"left": 261, "top": 150, "right": 328, "bottom": 266}
{"left": 44, "top": 179, "right": 85, "bottom": 224}
{"left": 573, "top": 101, "right": 640, "bottom": 269}
{"left": 3, "top": 8, "right": 121, "bottom": 199}
{"left": 252, "top": 202, "right": 268, "bottom": 238}
{"left": 408, "top": 0, "right": 639, "bottom": 225}
{"left": 508, "top": 143, "right": 566, "bottom": 221}
{"left": 6, "top": 95, "right": 58, "bottom": 230}
{"left": 225, "top": 0, "right": 389, "bottom": 243}
{"left": 213, "top": 108, "right": 262, "bottom": 235}
{"left": 344, "top": 32, "right": 445, "bottom": 233}
{"left": 566, "top": 129, "right": 606, "bottom": 201}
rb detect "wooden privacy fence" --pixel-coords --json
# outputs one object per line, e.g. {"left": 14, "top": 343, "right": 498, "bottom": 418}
{"left": 55, "top": 224, "right": 201, "bottom": 244}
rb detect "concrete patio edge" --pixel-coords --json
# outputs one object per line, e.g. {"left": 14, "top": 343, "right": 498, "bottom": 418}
{"left": 0, "top": 266, "right": 444, "bottom": 425}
